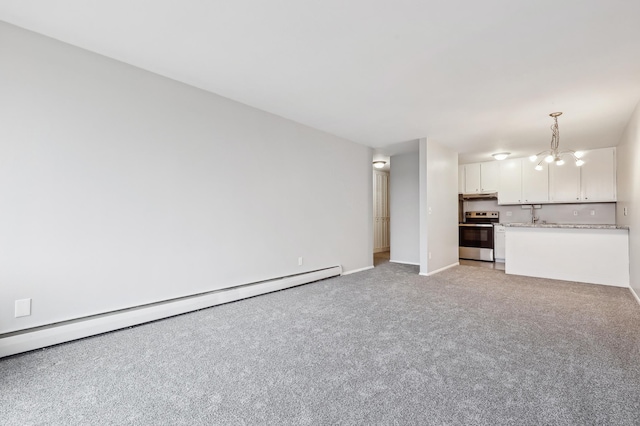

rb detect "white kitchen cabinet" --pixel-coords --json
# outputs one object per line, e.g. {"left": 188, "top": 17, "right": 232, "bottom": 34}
{"left": 581, "top": 147, "right": 616, "bottom": 202}
{"left": 477, "top": 148, "right": 616, "bottom": 205}
{"left": 463, "top": 163, "right": 481, "bottom": 193}
{"left": 549, "top": 161, "right": 581, "bottom": 202}
{"left": 480, "top": 161, "right": 499, "bottom": 192}
{"left": 494, "top": 224, "right": 506, "bottom": 262}
{"left": 548, "top": 147, "right": 616, "bottom": 203}
{"left": 521, "top": 161, "right": 549, "bottom": 203}
{"left": 461, "top": 161, "right": 499, "bottom": 194}
{"left": 458, "top": 165, "right": 465, "bottom": 194}
{"left": 498, "top": 158, "right": 549, "bottom": 204}
{"left": 498, "top": 159, "right": 522, "bottom": 204}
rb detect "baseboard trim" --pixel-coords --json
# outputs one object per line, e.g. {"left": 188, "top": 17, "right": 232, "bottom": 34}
{"left": 389, "top": 260, "right": 420, "bottom": 266}
{"left": 0, "top": 266, "right": 342, "bottom": 359}
{"left": 419, "top": 262, "right": 460, "bottom": 277}
{"left": 629, "top": 285, "right": 640, "bottom": 307}
{"left": 373, "top": 247, "right": 390, "bottom": 254}
{"left": 341, "top": 266, "right": 374, "bottom": 275}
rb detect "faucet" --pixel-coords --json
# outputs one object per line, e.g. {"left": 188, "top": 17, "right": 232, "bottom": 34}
{"left": 531, "top": 206, "right": 539, "bottom": 224}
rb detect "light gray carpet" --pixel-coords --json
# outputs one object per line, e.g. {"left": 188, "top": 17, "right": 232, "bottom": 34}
{"left": 2, "top": 263, "right": 640, "bottom": 425}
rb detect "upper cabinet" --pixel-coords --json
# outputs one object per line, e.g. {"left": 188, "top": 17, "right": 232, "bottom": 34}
{"left": 460, "top": 161, "right": 499, "bottom": 194}
{"left": 497, "top": 159, "right": 522, "bottom": 204}
{"left": 498, "top": 159, "right": 549, "bottom": 204}
{"left": 549, "top": 159, "right": 581, "bottom": 202}
{"left": 581, "top": 147, "right": 616, "bottom": 202}
{"left": 465, "top": 147, "right": 616, "bottom": 205}
{"left": 521, "top": 161, "right": 549, "bottom": 203}
{"left": 480, "top": 161, "right": 499, "bottom": 192}
{"left": 548, "top": 147, "right": 616, "bottom": 203}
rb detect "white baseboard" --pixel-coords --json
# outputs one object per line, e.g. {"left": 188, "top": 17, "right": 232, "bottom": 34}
{"left": 419, "top": 262, "right": 460, "bottom": 277}
{"left": 389, "top": 260, "right": 420, "bottom": 266}
{"left": 630, "top": 285, "right": 640, "bottom": 307}
{"left": 0, "top": 266, "right": 342, "bottom": 359}
{"left": 341, "top": 265, "right": 374, "bottom": 275}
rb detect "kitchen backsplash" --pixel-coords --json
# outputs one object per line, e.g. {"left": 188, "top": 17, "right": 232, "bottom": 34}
{"left": 463, "top": 200, "right": 616, "bottom": 224}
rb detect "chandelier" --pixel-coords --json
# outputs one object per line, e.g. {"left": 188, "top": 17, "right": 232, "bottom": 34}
{"left": 529, "top": 112, "right": 584, "bottom": 171}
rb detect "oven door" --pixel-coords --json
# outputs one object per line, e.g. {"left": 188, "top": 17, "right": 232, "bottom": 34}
{"left": 459, "top": 224, "right": 495, "bottom": 261}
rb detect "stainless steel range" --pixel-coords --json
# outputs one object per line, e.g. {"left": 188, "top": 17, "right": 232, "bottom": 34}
{"left": 459, "top": 211, "right": 500, "bottom": 262}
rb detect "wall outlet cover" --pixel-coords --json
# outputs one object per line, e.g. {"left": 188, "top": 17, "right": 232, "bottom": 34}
{"left": 15, "top": 298, "right": 31, "bottom": 317}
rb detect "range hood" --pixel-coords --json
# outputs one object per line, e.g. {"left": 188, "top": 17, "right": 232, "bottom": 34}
{"left": 460, "top": 192, "right": 498, "bottom": 200}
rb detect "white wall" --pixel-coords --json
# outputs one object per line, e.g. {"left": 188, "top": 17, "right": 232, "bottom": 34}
{"left": 616, "top": 99, "right": 640, "bottom": 301}
{"left": 419, "top": 139, "right": 459, "bottom": 275}
{"left": 464, "top": 200, "right": 616, "bottom": 224}
{"left": 0, "top": 22, "right": 373, "bottom": 334}
{"left": 389, "top": 153, "right": 419, "bottom": 264}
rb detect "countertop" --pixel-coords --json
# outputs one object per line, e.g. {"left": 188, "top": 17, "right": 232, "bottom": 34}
{"left": 502, "top": 223, "right": 629, "bottom": 230}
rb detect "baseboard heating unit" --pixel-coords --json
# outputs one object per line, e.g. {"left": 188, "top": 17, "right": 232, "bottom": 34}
{"left": 0, "top": 266, "right": 342, "bottom": 358}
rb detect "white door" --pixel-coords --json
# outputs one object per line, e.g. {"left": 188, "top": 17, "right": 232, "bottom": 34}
{"left": 373, "top": 170, "right": 390, "bottom": 253}
{"left": 522, "top": 160, "right": 549, "bottom": 203}
{"left": 581, "top": 147, "right": 616, "bottom": 202}
{"left": 464, "top": 163, "right": 481, "bottom": 193}
{"left": 498, "top": 159, "right": 522, "bottom": 204}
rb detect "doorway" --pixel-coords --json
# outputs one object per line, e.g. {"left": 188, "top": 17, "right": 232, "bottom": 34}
{"left": 373, "top": 168, "right": 390, "bottom": 255}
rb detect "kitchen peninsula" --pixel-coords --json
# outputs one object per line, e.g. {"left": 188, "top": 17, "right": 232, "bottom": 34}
{"left": 504, "top": 223, "right": 629, "bottom": 287}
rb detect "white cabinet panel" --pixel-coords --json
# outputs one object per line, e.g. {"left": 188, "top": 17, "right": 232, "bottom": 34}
{"left": 581, "top": 147, "right": 616, "bottom": 202}
{"left": 498, "top": 159, "right": 522, "bottom": 204}
{"left": 498, "top": 148, "right": 615, "bottom": 205}
{"left": 549, "top": 162, "right": 581, "bottom": 202}
{"left": 461, "top": 162, "right": 499, "bottom": 194}
{"left": 494, "top": 225, "right": 506, "bottom": 261}
{"left": 480, "top": 161, "right": 499, "bottom": 192}
{"left": 498, "top": 158, "right": 549, "bottom": 204}
{"left": 464, "top": 163, "right": 481, "bottom": 193}
{"left": 522, "top": 161, "right": 549, "bottom": 203}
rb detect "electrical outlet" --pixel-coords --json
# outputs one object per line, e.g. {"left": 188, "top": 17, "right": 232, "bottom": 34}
{"left": 624, "top": 207, "right": 628, "bottom": 216}
{"left": 428, "top": 252, "right": 432, "bottom": 259}
{"left": 590, "top": 210, "right": 596, "bottom": 216}
{"left": 298, "top": 257, "right": 303, "bottom": 266}
{"left": 506, "top": 211, "right": 512, "bottom": 217}
{"left": 573, "top": 210, "right": 578, "bottom": 216}
{"left": 15, "top": 299, "right": 31, "bottom": 318}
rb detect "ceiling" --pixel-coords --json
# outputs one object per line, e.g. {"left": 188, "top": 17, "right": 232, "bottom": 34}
{"left": 2, "top": 0, "right": 640, "bottom": 163}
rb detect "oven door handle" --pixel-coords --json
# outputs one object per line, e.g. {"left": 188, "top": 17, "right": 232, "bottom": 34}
{"left": 459, "top": 224, "right": 495, "bottom": 227}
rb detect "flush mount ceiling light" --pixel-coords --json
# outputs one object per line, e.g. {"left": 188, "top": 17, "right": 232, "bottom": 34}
{"left": 529, "top": 112, "right": 584, "bottom": 171}
{"left": 492, "top": 152, "right": 510, "bottom": 161}
{"left": 373, "top": 160, "right": 387, "bottom": 169}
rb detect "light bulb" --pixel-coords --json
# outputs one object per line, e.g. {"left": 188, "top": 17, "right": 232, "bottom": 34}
{"left": 535, "top": 165, "right": 543, "bottom": 171}
{"left": 492, "top": 152, "right": 510, "bottom": 161}
{"left": 544, "top": 155, "right": 554, "bottom": 163}
{"left": 574, "top": 151, "right": 584, "bottom": 159}
{"left": 529, "top": 155, "right": 537, "bottom": 162}
{"left": 556, "top": 159, "right": 565, "bottom": 166}
{"left": 576, "top": 159, "right": 585, "bottom": 166}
